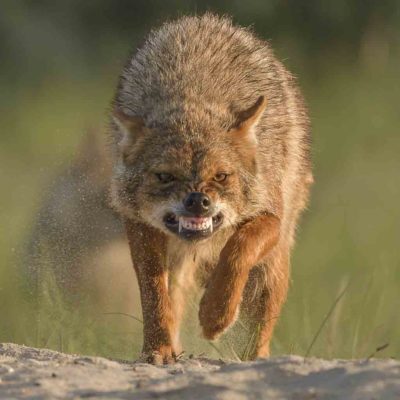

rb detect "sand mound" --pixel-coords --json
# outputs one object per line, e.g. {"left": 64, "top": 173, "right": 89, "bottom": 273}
{"left": 0, "top": 343, "right": 399, "bottom": 399}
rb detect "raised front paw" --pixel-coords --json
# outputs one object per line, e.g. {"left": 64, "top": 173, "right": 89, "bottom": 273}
{"left": 198, "top": 286, "right": 240, "bottom": 340}
{"left": 138, "top": 345, "right": 176, "bottom": 365}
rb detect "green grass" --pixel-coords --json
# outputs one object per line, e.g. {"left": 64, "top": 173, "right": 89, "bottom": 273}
{"left": 0, "top": 58, "right": 399, "bottom": 361}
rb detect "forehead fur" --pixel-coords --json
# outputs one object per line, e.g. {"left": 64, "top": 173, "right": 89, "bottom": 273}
{"left": 114, "top": 13, "right": 273, "bottom": 136}
{"left": 137, "top": 132, "right": 240, "bottom": 177}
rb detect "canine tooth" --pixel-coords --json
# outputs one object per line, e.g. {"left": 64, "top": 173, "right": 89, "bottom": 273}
{"left": 179, "top": 218, "right": 183, "bottom": 233}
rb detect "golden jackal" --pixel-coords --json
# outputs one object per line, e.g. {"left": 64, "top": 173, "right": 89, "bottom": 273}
{"left": 110, "top": 14, "right": 312, "bottom": 364}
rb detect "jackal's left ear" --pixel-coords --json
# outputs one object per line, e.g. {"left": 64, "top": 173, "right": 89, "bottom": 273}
{"left": 229, "top": 95, "right": 267, "bottom": 146}
{"left": 112, "top": 108, "right": 149, "bottom": 152}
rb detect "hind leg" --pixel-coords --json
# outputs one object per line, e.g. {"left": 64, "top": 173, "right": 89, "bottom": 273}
{"left": 241, "top": 248, "right": 289, "bottom": 359}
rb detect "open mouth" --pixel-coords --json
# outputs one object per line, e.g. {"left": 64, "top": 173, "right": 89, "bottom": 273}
{"left": 163, "top": 212, "right": 223, "bottom": 240}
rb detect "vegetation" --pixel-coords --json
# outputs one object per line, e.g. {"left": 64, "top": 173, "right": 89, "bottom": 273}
{"left": 1, "top": 1, "right": 399, "bottom": 360}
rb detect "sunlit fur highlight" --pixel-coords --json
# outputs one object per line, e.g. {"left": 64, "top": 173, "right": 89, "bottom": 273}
{"left": 108, "top": 13, "right": 312, "bottom": 364}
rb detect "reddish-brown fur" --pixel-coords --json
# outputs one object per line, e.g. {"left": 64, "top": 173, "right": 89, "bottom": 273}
{"left": 199, "top": 212, "right": 280, "bottom": 343}
{"left": 125, "top": 220, "right": 177, "bottom": 363}
{"left": 109, "top": 14, "right": 312, "bottom": 364}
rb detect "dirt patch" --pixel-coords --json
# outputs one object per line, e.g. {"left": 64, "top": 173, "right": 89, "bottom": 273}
{"left": 0, "top": 343, "right": 399, "bottom": 399}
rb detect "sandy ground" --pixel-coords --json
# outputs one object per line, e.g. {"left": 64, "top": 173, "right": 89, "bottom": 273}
{"left": 0, "top": 343, "right": 399, "bottom": 399}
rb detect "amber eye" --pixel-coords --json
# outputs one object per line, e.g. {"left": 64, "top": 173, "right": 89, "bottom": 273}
{"left": 156, "top": 173, "right": 175, "bottom": 183}
{"left": 213, "top": 173, "right": 228, "bottom": 182}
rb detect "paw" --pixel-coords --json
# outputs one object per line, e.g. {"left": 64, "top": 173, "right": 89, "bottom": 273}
{"left": 138, "top": 345, "right": 176, "bottom": 365}
{"left": 199, "top": 289, "right": 239, "bottom": 340}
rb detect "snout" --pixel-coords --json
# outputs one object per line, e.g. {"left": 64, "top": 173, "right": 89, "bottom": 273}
{"left": 183, "top": 192, "right": 211, "bottom": 216}
{"left": 162, "top": 191, "right": 224, "bottom": 240}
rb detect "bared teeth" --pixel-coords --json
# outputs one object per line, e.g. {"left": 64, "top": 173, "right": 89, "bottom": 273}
{"left": 178, "top": 216, "right": 212, "bottom": 231}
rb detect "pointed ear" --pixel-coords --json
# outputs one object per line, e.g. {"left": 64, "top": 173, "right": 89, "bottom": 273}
{"left": 112, "top": 108, "right": 148, "bottom": 153}
{"left": 230, "top": 95, "right": 267, "bottom": 144}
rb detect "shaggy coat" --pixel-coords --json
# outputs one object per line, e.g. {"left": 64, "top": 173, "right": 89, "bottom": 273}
{"left": 110, "top": 14, "right": 312, "bottom": 364}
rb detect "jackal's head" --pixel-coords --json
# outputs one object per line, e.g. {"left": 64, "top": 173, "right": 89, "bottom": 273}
{"left": 111, "top": 96, "right": 266, "bottom": 241}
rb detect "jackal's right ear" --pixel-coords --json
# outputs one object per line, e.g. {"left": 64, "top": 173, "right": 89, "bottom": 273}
{"left": 112, "top": 108, "right": 148, "bottom": 152}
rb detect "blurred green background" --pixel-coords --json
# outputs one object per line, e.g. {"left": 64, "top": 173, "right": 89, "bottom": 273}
{"left": 1, "top": 1, "right": 399, "bottom": 360}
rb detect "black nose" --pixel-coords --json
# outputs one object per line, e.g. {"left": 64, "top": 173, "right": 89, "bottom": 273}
{"left": 184, "top": 192, "right": 211, "bottom": 215}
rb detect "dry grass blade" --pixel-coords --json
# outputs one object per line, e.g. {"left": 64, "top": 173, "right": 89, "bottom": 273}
{"left": 175, "top": 351, "right": 186, "bottom": 361}
{"left": 226, "top": 339, "right": 242, "bottom": 362}
{"left": 103, "top": 312, "right": 143, "bottom": 324}
{"left": 366, "top": 343, "right": 390, "bottom": 361}
{"left": 241, "top": 325, "right": 258, "bottom": 361}
{"left": 304, "top": 281, "right": 351, "bottom": 360}
{"left": 207, "top": 341, "right": 225, "bottom": 359}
